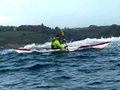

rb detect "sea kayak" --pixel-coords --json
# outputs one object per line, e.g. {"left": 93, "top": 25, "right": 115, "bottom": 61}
{"left": 13, "top": 41, "right": 110, "bottom": 53}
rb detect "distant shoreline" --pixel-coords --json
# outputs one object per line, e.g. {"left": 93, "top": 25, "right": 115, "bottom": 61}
{"left": 0, "top": 24, "right": 120, "bottom": 49}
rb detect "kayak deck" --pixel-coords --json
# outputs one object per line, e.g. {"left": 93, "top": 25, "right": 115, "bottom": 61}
{"left": 13, "top": 41, "right": 110, "bottom": 53}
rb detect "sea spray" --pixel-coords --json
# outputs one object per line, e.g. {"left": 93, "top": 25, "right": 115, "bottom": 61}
{"left": 23, "top": 37, "right": 120, "bottom": 49}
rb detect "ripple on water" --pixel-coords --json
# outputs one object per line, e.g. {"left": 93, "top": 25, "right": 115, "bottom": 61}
{"left": 0, "top": 41, "right": 120, "bottom": 90}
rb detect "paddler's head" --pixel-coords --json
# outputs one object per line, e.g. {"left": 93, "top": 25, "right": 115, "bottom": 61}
{"left": 56, "top": 35, "right": 61, "bottom": 39}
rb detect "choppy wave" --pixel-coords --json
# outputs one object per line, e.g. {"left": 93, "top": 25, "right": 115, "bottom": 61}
{"left": 23, "top": 37, "right": 120, "bottom": 49}
{"left": 1, "top": 37, "right": 120, "bottom": 90}
{"left": 0, "top": 49, "right": 14, "bottom": 55}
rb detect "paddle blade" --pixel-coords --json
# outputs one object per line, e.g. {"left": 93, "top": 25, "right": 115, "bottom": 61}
{"left": 61, "top": 30, "right": 64, "bottom": 36}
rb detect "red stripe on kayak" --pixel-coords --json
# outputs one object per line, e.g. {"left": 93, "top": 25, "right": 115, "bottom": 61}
{"left": 13, "top": 48, "right": 31, "bottom": 51}
{"left": 90, "top": 41, "right": 110, "bottom": 47}
{"left": 78, "top": 41, "right": 110, "bottom": 49}
{"left": 78, "top": 46, "right": 90, "bottom": 49}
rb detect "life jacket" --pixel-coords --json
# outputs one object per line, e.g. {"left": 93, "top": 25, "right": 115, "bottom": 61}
{"left": 51, "top": 38, "right": 61, "bottom": 49}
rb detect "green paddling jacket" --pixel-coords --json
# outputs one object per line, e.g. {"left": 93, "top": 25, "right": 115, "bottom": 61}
{"left": 51, "top": 38, "right": 64, "bottom": 49}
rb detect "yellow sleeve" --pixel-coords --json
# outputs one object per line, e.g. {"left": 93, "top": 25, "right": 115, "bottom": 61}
{"left": 54, "top": 40, "right": 64, "bottom": 49}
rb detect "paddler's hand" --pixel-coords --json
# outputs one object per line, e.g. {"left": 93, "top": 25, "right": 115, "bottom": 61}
{"left": 65, "top": 47, "right": 68, "bottom": 50}
{"left": 63, "top": 39, "right": 66, "bottom": 41}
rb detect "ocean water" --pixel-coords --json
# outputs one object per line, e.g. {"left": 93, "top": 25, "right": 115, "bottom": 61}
{"left": 0, "top": 37, "right": 120, "bottom": 90}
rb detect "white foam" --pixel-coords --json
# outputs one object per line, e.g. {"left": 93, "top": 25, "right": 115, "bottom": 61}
{"left": 0, "top": 49, "right": 14, "bottom": 55}
{"left": 24, "top": 43, "right": 36, "bottom": 49}
{"left": 23, "top": 37, "right": 120, "bottom": 49}
{"left": 35, "top": 42, "right": 51, "bottom": 48}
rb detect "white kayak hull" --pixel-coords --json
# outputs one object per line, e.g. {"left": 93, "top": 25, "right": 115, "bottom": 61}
{"left": 13, "top": 41, "right": 110, "bottom": 53}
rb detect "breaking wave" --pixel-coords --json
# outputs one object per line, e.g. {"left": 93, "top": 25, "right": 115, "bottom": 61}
{"left": 23, "top": 37, "right": 120, "bottom": 49}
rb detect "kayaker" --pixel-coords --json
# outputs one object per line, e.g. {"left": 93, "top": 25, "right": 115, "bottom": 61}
{"left": 51, "top": 35, "right": 68, "bottom": 49}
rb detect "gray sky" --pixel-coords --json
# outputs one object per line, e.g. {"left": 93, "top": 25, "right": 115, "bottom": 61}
{"left": 0, "top": 0, "right": 120, "bottom": 28}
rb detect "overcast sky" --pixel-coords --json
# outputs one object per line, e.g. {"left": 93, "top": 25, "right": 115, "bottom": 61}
{"left": 0, "top": 0, "right": 120, "bottom": 28}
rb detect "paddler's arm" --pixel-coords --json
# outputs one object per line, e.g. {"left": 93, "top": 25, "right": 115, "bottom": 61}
{"left": 55, "top": 40, "right": 64, "bottom": 49}
{"left": 60, "top": 39, "right": 66, "bottom": 44}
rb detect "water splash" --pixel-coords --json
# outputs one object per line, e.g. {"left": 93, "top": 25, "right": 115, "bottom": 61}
{"left": 23, "top": 37, "right": 120, "bottom": 49}
{"left": 0, "top": 49, "right": 14, "bottom": 55}
{"left": 24, "top": 43, "right": 36, "bottom": 48}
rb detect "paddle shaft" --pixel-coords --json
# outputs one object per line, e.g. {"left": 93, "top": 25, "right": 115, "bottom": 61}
{"left": 61, "top": 30, "right": 68, "bottom": 46}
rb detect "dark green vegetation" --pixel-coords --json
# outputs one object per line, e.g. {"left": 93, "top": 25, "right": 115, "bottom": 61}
{"left": 0, "top": 24, "right": 120, "bottom": 48}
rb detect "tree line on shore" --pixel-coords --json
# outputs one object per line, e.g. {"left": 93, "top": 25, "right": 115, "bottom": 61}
{"left": 0, "top": 24, "right": 120, "bottom": 48}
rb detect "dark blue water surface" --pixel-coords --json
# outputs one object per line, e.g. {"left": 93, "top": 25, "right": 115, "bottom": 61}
{"left": 0, "top": 41, "right": 120, "bottom": 90}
